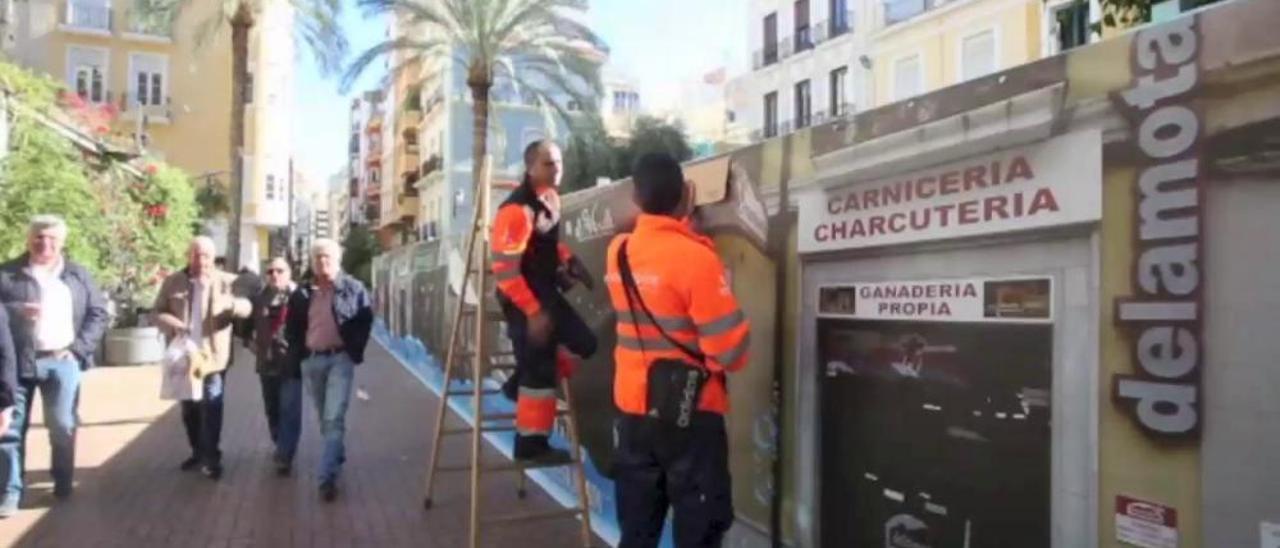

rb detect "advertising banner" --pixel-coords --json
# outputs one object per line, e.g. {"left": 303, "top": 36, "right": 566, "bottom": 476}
{"left": 817, "top": 277, "right": 1052, "bottom": 547}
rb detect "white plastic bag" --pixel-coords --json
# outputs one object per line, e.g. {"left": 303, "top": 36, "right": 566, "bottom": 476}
{"left": 160, "top": 335, "right": 202, "bottom": 401}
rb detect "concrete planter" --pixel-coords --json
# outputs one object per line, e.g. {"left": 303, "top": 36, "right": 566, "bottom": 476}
{"left": 103, "top": 326, "right": 165, "bottom": 365}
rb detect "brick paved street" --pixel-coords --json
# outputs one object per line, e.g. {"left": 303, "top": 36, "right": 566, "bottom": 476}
{"left": 0, "top": 343, "right": 597, "bottom": 547}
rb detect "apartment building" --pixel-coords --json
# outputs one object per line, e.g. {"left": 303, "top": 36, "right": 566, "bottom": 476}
{"left": 601, "top": 69, "right": 641, "bottom": 139}
{"left": 728, "top": 0, "right": 1105, "bottom": 142}
{"left": 391, "top": 42, "right": 609, "bottom": 246}
{"left": 729, "top": 0, "right": 867, "bottom": 142}
{"left": 347, "top": 89, "right": 384, "bottom": 229}
{"left": 3, "top": 0, "right": 295, "bottom": 268}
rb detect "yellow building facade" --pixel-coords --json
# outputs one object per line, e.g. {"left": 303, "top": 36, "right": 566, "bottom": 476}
{"left": 4, "top": 0, "right": 295, "bottom": 268}
{"left": 868, "top": 0, "right": 1067, "bottom": 106}
{"left": 4, "top": 0, "right": 232, "bottom": 178}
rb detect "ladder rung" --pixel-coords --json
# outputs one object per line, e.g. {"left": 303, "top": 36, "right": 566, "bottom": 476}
{"left": 435, "top": 458, "right": 572, "bottom": 473}
{"left": 483, "top": 508, "right": 583, "bottom": 525}
{"left": 441, "top": 423, "right": 517, "bottom": 435}
{"left": 445, "top": 388, "right": 502, "bottom": 397}
{"left": 480, "top": 410, "right": 567, "bottom": 422}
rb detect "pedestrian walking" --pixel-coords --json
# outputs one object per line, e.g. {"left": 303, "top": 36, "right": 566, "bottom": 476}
{"left": 153, "top": 236, "right": 252, "bottom": 480}
{"left": 0, "top": 215, "right": 109, "bottom": 516}
{"left": 284, "top": 238, "right": 373, "bottom": 501}
{"left": 250, "top": 257, "right": 302, "bottom": 476}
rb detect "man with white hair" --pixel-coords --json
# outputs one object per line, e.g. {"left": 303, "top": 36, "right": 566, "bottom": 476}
{"left": 153, "top": 236, "right": 252, "bottom": 480}
{"left": 285, "top": 238, "right": 372, "bottom": 502}
{"left": 0, "top": 215, "right": 109, "bottom": 517}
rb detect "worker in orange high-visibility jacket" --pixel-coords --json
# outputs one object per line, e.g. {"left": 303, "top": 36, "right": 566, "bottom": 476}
{"left": 491, "top": 140, "right": 597, "bottom": 464}
{"left": 604, "top": 152, "right": 750, "bottom": 548}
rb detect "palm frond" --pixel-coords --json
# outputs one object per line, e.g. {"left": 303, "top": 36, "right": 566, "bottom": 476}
{"left": 358, "top": 0, "right": 463, "bottom": 40}
{"left": 291, "top": 0, "right": 349, "bottom": 75}
{"left": 340, "top": 37, "right": 450, "bottom": 93}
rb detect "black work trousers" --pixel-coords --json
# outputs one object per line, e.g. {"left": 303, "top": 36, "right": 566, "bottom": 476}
{"left": 613, "top": 412, "right": 735, "bottom": 548}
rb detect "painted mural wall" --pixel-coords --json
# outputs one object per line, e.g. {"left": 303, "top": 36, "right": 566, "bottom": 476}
{"left": 371, "top": 2, "right": 1280, "bottom": 545}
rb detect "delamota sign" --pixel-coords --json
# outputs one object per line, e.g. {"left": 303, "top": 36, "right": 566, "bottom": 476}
{"left": 1110, "top": 16, "right": 1205, "bottom": 439}
{"left": 798, "top": 130, "right": 1102, "bottom": 253}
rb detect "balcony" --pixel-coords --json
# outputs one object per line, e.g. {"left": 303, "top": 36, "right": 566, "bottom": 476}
{"left": 421, "top": 154, "right": 441, "bottom": 177}
{"left": 795, "top": 26, "right": 814, "bottom": 54}
{"left": 124, "top": 11, "right": 171, "bottom": 40}
{"left": 63, "top": 1, "right": 112, "bottom": 33}
{"left": 884, "top": 0, "right": 941, "bottom": 26}
{"left": 814, "top": 11, "right": 856, "bottom": 43}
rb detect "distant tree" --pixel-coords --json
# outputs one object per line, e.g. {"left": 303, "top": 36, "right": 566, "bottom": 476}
{"left": 560, "top": 116, "right": 695, "bottom": 195}
{"left": 341, "top": 227, "right": 378, "bottom": 287}
{"left": 1092, "top": 0, "right": 1226, "bottom": 31}
{"left": 613, "top": 116, "right": 693, "bottom": 181}
{"left": 561, "top": 122, "right": 617, "bottom": 193}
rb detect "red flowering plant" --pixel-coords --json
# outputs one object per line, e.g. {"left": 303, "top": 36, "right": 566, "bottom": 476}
{"left": 101, "top": 162, "right": 198, "bottom": 327}
{"left": 58, "top": 91, "right": 119, "bottom": 136}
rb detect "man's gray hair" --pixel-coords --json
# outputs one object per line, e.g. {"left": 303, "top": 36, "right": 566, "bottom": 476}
{"left": 190, "top": 235, "right": 217, "bottom": 253}
{"left": 311, "top": 238, "right": 343, "bottom": 259}
{"left": 29, "top": 214, "right": 69, "bottom": 239}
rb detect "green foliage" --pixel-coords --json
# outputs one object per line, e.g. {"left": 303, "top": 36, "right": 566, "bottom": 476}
{"left": 341, "top": 227, "right": 378, "bottom": 287}
{"left": 1, "top": 60, "right": 199, "bottom": 326}
{"left": 561, "top": 121, "right": 617, "bottom": 193}
{"left": 0, "top": 112, "right": 110, "bottom": 281}
{"left": 1092, "top": 0, "right": 1227, "bottom": 32}
{"left": 561, "top": 116, "right": 694, "bottom": 194}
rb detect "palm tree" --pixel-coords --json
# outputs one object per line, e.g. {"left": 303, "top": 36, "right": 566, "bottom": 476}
{"left": 136, "top": 0, "right": 347, "bottom": 269}
{"left": 341, "top": 0, "right": 606, "bottom": 230}
{"left": 340, "top": 3, "right": 604, "bottom": 542}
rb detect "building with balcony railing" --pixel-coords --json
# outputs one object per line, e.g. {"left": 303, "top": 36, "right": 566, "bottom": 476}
{"left": 731, "top": 0, "right": 1117, "bottom": 144}
{"left": 730, "top": 0, "right": 870, "bottom": 147}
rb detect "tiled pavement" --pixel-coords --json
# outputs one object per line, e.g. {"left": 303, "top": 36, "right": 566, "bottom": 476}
{"left": 0, "top": 342, "right": 597, "bottom": 547}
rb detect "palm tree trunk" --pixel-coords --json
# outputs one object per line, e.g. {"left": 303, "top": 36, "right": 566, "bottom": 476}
{"left": 227, "top": 2, "right": 253, "bottom": 270}
{"left": 465, "top": 64, "right": 492, "bottom": 548}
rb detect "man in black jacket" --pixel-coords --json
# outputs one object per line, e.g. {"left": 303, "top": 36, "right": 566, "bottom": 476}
{"left": 251, "top": 258, "right": 301, "bottom": 476}
{"left": 284, "top": 239, "right": 372, "bottom": 502}
{"left": 0, "top": 215, "right": 109, "bottom": 516}
{"left": 0, "top": 308, "right": 16, "bottom": 469}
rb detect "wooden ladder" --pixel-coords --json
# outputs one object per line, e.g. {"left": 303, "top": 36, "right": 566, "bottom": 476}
{"left": 420, "top": 160, "right": 593, "bottom": 548}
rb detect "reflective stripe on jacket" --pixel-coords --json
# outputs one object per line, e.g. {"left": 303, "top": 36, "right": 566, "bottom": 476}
{"left": 605, "top": 214, "right": 750, "bottom": 416}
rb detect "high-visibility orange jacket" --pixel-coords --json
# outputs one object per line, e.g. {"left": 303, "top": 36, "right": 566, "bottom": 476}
{"left": 491, "top": 184, "right": 573, "bottom": 317}
{"left": 605, "top": 214, "right": 750, "bottom": 416}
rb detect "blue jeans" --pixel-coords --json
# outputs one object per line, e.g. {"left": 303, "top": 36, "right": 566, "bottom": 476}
{"left": 302, "top": 353, "right": 354, "bottom": 483}
{"left": 1, "top": 357, "right": 82, "bottom": 500}
{"left": 259, "top": 374, "right": 302, "bottom": 462}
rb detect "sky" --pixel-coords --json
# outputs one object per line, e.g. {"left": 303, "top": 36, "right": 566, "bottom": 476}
{"left": 290, "top": 0, "right": 749, "bottom": 191}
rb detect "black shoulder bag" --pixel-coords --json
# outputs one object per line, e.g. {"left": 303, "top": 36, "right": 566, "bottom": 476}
{"left": 618, "top": 239, "right": 709, "bottom": 429}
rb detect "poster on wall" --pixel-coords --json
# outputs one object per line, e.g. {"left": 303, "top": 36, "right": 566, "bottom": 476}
{"left": 818, "top": 276, "right": 1052, "bottom": 547}
{"left": 1114, "top": 495, "right": 1178, "bottom": 548}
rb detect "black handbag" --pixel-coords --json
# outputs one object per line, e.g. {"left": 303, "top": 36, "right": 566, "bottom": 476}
{"left": 617, "top": 239, "right": 709, "bottom": 429}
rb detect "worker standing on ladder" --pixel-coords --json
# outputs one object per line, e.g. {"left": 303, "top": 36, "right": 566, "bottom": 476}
{"left": 605, "top": 152, "right": 750, "bottom": 547}
{"left": 491, "top": 140, "right": 597, "bottom": 464}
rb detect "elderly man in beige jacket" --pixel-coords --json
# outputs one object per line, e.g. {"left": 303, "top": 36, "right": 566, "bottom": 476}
{"left": 153, "top": 236, "right": 251, "bottom": 480}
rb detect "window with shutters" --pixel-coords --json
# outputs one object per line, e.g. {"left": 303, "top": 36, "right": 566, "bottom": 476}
{"left": 959, "top": 29, "right": 996, "bottom": 82}
{"left": 892, "top": 53, "right": 922, "bottom": 102}
{"left": 763, "top": 91, "right": 778, "bottom": 138}
{"left": 129, "top": 53, "right": 168, "bottom": 107}
{"left": 830, "top": 66, "right": 848, "bottom": 116}
{"left": 794, "top": 79, "right": 811, "bottom": 129}
{"left": 66, "top": 46, "right": 108, "bottom": 103}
